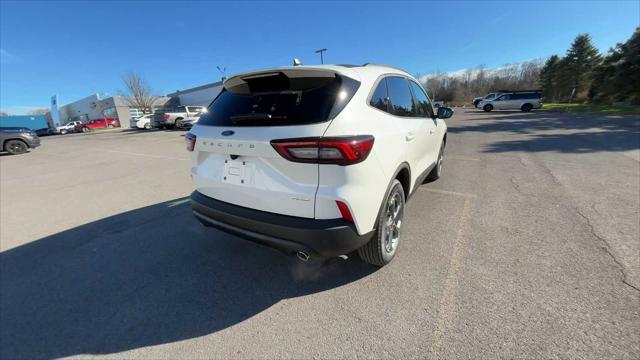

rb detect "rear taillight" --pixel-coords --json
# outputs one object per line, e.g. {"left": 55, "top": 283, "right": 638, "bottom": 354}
{"left": 185, "top": 132, "right": 196, "bottom": 152}
{"left": 163, "top": 114, "right": 170, "bottom": 121}
{"left": 270, "top": 135, "right": 374, "bottom": 165}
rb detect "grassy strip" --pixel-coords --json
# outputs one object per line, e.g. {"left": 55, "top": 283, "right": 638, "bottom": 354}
{"left": 541, "top": 103, "right": 640, "bottom": 115}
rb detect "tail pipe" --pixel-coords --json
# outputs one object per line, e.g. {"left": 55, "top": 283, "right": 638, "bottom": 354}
{"left": 296, "top": 251, "right": 310, "bottom": 262}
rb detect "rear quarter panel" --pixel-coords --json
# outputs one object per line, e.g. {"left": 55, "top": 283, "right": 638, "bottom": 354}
{"left": 316, "top": 77, "right": 407, "bottom": 234}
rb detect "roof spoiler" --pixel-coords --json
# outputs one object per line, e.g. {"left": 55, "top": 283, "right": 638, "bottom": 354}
{"left": 224, "top": 68, "right": 338, "bottom": 91}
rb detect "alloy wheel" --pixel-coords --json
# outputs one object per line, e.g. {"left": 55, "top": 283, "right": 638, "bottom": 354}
{"left": 383, "top": 191, "right": 403, "bottom": 254}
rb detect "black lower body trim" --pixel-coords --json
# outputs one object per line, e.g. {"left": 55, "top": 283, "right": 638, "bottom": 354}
{"left": 190, "top": 191, "right": 374, "bottom": 257}
{"left": 409, "top": 162, "right": 436, "bottom": 199}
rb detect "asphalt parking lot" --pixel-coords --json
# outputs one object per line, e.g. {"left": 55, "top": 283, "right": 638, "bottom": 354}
{"left": 1, "top": 110, "right": 639, "bottom": 359}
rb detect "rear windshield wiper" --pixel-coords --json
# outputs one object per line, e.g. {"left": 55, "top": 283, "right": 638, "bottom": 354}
{"left": 229, "top": 113, "right": 287, "bottom": 123}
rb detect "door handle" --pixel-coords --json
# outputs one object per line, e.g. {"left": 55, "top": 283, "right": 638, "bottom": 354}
{"left": 406, "top": 133, "right": 415, "bottom": 141}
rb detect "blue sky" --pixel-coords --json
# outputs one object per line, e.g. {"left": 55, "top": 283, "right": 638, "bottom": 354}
{"left": 1, "top": 0, "right": 638, "bottom": 114}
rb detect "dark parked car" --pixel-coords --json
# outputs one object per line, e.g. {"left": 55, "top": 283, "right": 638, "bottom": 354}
{"left": 0, "top": 127, "right": 41, "bottom": 155}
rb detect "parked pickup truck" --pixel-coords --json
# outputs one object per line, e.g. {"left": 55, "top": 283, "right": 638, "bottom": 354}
{"left": 55, "top": 121, "right": 83, "bottom": 135}
{"left": 152, "top": 106, "right": 207, "bottom": 129}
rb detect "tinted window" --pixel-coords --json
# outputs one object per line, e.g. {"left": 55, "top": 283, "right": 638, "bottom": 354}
{"left": 513, "top": 92, "right": 540, "bottom": 99}
{"left": 386, "top": 77, "right": 415, "bottom": 117}
{"left": 369, "top": 78, "right": 389, "bottom": 112}
{"left": 498, "top": 94, "right": 511, "bottom": 101}
{"left": 198, "top": 75, "right": 344, "bottom": 127}
{"left": 409, "top": 81, "right": 434, "bottom": 118}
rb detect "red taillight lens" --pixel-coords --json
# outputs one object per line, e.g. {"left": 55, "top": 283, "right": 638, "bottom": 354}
{"left": 185, "top": 132, "right": 196, "bottom": 152}
{"left": 163, "top": 114, "right": 170, "bottom": 120}
{"left": 335, "top": 200, "right": 354, "bottom": 222}
{"left": 270, "top": 136, "right": 374, "bottom": 165}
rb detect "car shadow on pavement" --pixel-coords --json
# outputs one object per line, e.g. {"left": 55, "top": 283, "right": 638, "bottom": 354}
{"left": 0, "top": 198, "right": 376, "bottom": 359}
{"left": 449, "top": 112, "right": 640, "bottom": 153}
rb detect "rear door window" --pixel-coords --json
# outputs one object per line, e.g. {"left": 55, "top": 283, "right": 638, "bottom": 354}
{"left": 386, "top": 77, "right": 416, "bottom": 117}
{"left": 197, "top": 73, "right": 346, "bottom": 126}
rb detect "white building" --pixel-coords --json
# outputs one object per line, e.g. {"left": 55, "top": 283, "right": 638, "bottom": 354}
{"left": 57, "top": 94, "right": 171, "bottom": 129}
{"left": 167, "top": 81, "right": 223, "bottom": 107}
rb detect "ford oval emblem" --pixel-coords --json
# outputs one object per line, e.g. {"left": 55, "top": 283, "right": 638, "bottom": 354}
{"left": 221, "top": 130, "right": 235, "bottom": 136}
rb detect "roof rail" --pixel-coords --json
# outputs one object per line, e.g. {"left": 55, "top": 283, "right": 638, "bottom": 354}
{"left": 496, "top": 89, "right": 542, "bottom": 93}
{"left": 362, "top": 63, "right": 408, "bottom": 73}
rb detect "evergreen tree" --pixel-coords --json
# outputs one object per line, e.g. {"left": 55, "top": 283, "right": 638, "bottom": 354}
{"left": 563, "top": 34, "right": 601, "bottom": 99}
{"left": 590, "top": 27, "right": 640, "bottom": 103}
{"left": 539, "top": 55, "right": 560, "bottom": 101}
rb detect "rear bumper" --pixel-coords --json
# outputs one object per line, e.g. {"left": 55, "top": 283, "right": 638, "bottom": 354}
{"left": 190, "top": 191, "right": 373, "bottom": 257}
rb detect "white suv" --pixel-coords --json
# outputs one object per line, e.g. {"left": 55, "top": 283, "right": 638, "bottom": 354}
{"left": 186, "top": 64, "right": 452, "bottom": 266}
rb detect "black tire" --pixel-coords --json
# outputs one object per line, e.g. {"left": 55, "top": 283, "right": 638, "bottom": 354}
{"left": 4, "top": 139, "right": 28, "bottom": 155}
{"left": 107, "top": 124, "right": 114, "bottom": 128}
{"left": 426, "top": 139, "right": 446, "bottom": 182}
{"left": 60, "top": 129, "right": 67, "bottom": 135}
{"left": 144, "top": 122, "right": 151, "bottom": 129}
{"left": 483, "top": 104, "right": 493, "bottom": 112}
{"left": 521, "top": 103, "right": 533, "bottom": 112}
{"left": 175, "top": 118, "right": 184, "bottom": 129}
{"left": 81, "top": 127, "right": 90, "bottom": 133}
{"left": 358, "top": 179, "right": 405, "bottom": 266}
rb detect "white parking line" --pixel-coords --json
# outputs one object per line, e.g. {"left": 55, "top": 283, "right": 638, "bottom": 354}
{"left": 430, "top": 197, "right": 473, "bottom": 355}
{"left": 421, "top": 188, "right": 477, "bottom": 198}
{"left": 448, "top": 155, "right": 481, "bottom": 161}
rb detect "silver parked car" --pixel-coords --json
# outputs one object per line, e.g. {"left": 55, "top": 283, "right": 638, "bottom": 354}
{"left": 478, "top": 91, "right": 542, "bottom": 112}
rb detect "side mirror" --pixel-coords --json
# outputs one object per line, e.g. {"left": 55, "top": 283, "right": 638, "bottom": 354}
{"left": 437, "top": 106, "right": 454, "bottom": 119}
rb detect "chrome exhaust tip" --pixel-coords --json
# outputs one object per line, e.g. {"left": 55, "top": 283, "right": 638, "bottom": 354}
{"left": 296, "top": 251, "right": 310, "bottom": 262}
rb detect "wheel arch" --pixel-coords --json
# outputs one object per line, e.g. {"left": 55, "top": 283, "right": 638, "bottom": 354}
{"left": 3, "top": 138, "right": 28, "bottom": 149}
{"left": 368, "top": 162, "right": 410, "bottom": 234}
{"left": 390, "top": 162, "right": 411, "bottom": 202}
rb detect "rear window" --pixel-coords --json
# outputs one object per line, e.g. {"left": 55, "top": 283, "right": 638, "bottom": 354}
{"left": 197, "top": 73, "right": 347, "bottom": 127}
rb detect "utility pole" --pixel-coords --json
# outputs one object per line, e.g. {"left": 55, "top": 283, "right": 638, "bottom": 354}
{"left": 315, "top": 48, "right": 327, "bottom": 64}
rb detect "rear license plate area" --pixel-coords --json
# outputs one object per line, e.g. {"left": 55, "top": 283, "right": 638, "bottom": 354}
{"left": 223, "top": 159, "right": 254, "bottom": 186}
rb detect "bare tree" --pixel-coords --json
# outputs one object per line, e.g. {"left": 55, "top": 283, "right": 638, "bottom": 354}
{"left": 121, "top": 72, "right": 158, "bottom": 113}
{"left": 28, "top": 108, "right": 49, "bottom": 115}
{"left": 417, "top": 60, "right": 544, "bottom": 106}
